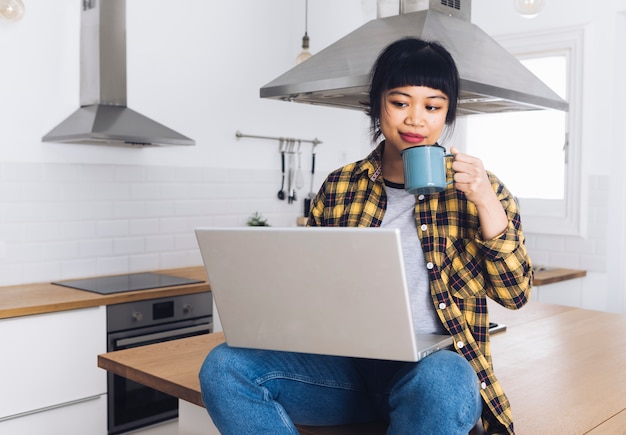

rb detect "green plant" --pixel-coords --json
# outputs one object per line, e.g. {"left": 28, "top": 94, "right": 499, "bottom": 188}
{"left": 247, "top": 212, "right": 270, "bottom": 227}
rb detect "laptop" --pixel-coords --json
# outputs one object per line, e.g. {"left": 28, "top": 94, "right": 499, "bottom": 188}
{"left": 195, "top": 227, "right": 453, "bottom": 362}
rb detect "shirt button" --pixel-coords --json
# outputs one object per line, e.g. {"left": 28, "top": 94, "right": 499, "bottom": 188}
{"left": 456, "top": 341, "right": 464, "bottom": 349}
{"left": 418, "top": 194, "right": 425, "bottom": 201}
{"left": 481, "top": 382, "right": 487, "bottom": 390}
{"left": 426, "top": 262, "right": 434, "bottom": 270}
{"left": 420, "top": 224, "right": 427, "bottom": 231}
{"left": 439, "top": 302, "right": 446, "bottom": 310}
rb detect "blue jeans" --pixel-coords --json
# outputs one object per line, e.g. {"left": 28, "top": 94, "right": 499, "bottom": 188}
{"left": 199, "top": 344, "right": 482, "bottom": 434}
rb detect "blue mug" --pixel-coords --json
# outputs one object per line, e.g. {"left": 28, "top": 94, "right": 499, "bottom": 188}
{"left": 400, "top": 144, "right": 454, "bottom": 195}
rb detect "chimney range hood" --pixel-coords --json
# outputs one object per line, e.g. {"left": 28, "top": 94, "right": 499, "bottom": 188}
{"left": 42, "top": 0, "right": 194, "bottom": 147}
{"left": 260, "top": 0, "right": 568, "bottom": 115}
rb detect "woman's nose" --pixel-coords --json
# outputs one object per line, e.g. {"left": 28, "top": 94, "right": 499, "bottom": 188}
{"left": 405, "top": 107, "right": 424, "bottom": 126}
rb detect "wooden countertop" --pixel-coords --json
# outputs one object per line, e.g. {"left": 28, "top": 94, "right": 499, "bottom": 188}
{"left": 0, "top": 265, "right": 584, "bottom": 318}
{"left": 98, "top": 301, "right": 626, "bottom": 433}
{"left": 0, "top": 266, "right": 210, "bottom": 320}
{"left": 533, "top": 266, "right": 586, "bottom": 286}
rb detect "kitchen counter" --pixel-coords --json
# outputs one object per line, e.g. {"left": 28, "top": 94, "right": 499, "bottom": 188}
{"left": 532, "top": 266, "right": 587, "bottom": 286}
{"left": 0, "top": 265, "right": 583, "bottom": 320}
{"left": 98, "top": 301, "right": 626, "bottom": 434}
{"left": 0, "top": 265, "right": 584, "bottom": 320}
{"left": 0, "top": 266, "right": 210, "bottom": 320}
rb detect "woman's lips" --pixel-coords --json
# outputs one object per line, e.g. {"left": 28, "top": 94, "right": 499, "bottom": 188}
{"left": 399, "top": 132, "right": 425, "bottom": 144}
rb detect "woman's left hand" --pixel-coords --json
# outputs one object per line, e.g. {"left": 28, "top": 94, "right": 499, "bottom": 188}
{"left": 450, "top": 147, "right": 508, "bottom": 239}
{"left": 449, "top": 147, "right": 494, "bottom": 207}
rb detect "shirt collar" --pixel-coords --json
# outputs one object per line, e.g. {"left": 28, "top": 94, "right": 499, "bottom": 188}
{"left": 355, "top": 141, "right": 385, "bottom": 183}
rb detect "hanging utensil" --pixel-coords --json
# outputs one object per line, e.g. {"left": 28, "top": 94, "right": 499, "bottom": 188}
{"left": 289, "top": 139, "right": 297, "bottom": 203}
{"left": 295, "top": 140, "right": 304, "bottom": 190}
{"left": 286, "top": 139, "right": 293, "bottom": 204}
{"left": 277, "top": 138, "right": 286, "bottom": 200}
{"left": 308, "top": 145, "right": 316, "bottom": 199}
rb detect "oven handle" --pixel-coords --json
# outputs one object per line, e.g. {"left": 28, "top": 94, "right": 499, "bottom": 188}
{"left": 115, "top": 323, "right": 213, "bottom": 348}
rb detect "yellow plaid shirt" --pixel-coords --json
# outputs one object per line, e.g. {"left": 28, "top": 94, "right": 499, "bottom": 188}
{"left": 308, "top": 143, "right": 532, "bottom": 434}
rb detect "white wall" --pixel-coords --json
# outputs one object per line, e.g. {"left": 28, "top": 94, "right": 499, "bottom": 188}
{"left": 1, "top": 0, "right": 625, "bottom": 313}
{"left": 2, "top": 0, "right": 373, "bottom": 168}
{"left": 472, "top": 0, "right": 626, "bottom": 313}
{"left": 0, "top": 0, "right": 374, "bottom": 286}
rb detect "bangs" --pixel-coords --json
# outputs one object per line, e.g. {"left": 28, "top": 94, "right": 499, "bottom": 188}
{"left": 384, "top": 52, "right": 455, "bottom": 99}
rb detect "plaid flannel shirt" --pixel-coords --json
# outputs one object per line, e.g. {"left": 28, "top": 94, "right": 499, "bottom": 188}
{"left": 308, "top": 143, "right": 533, "bottom": 434}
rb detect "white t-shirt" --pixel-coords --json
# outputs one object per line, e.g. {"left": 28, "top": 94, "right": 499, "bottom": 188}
{"left": 381, "top": 180, "right": 448, "bottom": 336}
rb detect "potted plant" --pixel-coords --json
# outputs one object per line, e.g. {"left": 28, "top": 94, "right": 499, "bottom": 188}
{"left": 247, "top": 212, "right": 270, "bottom": 227}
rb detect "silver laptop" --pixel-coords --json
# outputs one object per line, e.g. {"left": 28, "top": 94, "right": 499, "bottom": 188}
{"left": 195, "top": 227, "right": 453, "bottom": 362}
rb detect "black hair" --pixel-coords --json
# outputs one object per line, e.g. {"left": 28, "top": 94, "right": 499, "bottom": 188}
{"left": 366, "top": 37, "right": 460, "bottom": 142}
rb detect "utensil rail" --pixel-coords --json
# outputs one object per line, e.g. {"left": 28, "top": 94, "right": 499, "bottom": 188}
{"left": 235, "top": 130, "right": 322, "bottom": 147}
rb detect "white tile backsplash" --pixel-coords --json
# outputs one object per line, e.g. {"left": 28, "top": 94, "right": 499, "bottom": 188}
{"left": 0, "top": 161, "right": 301, "bottom": 287}
{"left": 131, "top": 183, "right": 162, "bottom": 200}
{"left": 0, "top": 162, "right": 613, "bottom": 314}
{"left": 43, "top": 164, "right": 80, "bottom": 182}
{"left": 44, "top": 241, "right": 79, "bottom": 261}
{"left": 96, "top": 220, "right": 130, "bottom": 238}
{"left": 144, "top": 235, "right": 175, "bottom": 253}
{"left": 113, "top": 237, "right": 146, "bottom": 256}
{"left": 130, "top": 219, "right": 160, "bottom": 235}
{"left": 79, "top": 202, "right": 113, "bottom": 220}
{"left": 79, "top": 239, "right": 113, "bottom": 257}
{"left": 2, "top": 163, "right": 44, "bottom": 182}
{"left": 0, "top": 182, "right": 24, "bottom": 201}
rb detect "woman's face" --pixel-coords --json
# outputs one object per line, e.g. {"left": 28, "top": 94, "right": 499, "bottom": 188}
{"left": 379, "top": 85, "right": 449, "bottom": 155}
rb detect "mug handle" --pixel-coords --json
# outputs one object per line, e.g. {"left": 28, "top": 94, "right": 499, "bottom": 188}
{"left": 444, "top": 154, "right": 454, "bottom": 185}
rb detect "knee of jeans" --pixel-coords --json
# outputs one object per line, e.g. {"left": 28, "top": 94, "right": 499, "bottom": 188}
{"left": 198, "top": 343, "right": 236, "bottom": 402}
{"left": 421, "top": 351, "right": 481, "bottom": 415}
{"left": 388, "top": 351, "right": 481, "bottom": 432}
{"left": 400, "top": 350, "right": 479, "bottom": 407}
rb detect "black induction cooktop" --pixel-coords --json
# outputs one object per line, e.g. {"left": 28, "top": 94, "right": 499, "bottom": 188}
{"left": 51, "top": 272, "right": 205, "bottom": 295}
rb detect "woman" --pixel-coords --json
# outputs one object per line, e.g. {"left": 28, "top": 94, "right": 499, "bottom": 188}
{"left": 200, "top": 37, "right": 532, "bottom": 434}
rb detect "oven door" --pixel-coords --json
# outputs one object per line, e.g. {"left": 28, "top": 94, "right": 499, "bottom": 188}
{"left": 107, "top": 318, "right": 212, "bottom": 435}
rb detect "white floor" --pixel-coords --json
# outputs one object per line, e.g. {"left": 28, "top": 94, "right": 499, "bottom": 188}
{"left": 123, "top": 419, "right": 178, "bottom": 435}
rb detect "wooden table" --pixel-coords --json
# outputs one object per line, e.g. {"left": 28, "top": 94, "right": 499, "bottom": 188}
{"left": 98, "top": 301, "right": 626, "bottom": 434}
{"left": 487, "top": 302, "right": 626, "bottom": 434}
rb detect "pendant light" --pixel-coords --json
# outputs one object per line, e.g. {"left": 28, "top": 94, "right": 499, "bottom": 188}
{"left": 296, "top": 0, "right": 312, "bottom": 64}
{"left": 513, "top": 0, "right": 545, "bottom": 18}
{"left": 0, "top": 0, "right": 25, "bottom": 22}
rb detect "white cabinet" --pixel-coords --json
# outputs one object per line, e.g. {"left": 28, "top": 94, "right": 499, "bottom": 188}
{"left": 532, "top": 279, "right": 583, "bottom": 307}
{"left": 179, "top": 400, "right": 219, "bottom": 435}
{"left": 0, "top": 393, "right": 107, "bottom": 435}
{"left": 0, "top": 306, "right": 107, "bottom": 434}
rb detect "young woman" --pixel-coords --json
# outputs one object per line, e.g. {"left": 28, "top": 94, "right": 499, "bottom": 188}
{"left": 199, "top": 37, "right": 532, "bottom": 434}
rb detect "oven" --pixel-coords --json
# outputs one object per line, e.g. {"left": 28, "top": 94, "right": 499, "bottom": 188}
{"left": 106, "top": 293, "right": 212, "bottom": 434}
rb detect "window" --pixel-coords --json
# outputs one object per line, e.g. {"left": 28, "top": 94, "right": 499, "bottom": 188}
{"left": 459, "top": 29, "right": 584, "bottom": 235}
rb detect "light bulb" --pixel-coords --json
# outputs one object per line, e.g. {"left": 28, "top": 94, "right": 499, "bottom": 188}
{"left": 296, "top": 49, "right": 312, "bottom": 64}
{"left": 0, "top": 0, "right": 25, "bottom": 22}
{"left": 513, "top": 0, "right": 545, "bottom": 19}
{"left": 296, "top": 33, "right": 312, "bottom": 64}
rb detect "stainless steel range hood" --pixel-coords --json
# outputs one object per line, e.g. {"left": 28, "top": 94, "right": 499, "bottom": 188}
{"left": 260, "top": 0, "right": 568, "bottom": 115}
{"left": 42, "top": 0, "right": 194, "bottom": 147}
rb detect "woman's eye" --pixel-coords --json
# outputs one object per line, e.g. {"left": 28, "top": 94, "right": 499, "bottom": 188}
{"left": 390, "top": 100, "right": 408, "bottom": 108}
{"left": 426, "top": 105, "right": 441, "bottom": 111}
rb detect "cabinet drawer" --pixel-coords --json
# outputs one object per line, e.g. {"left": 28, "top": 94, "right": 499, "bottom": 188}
{"left": 0, "top": 306, "right": 106, "bottom": 419}
{"left": 0, "top": 393, "right": 106, "bottom": 435}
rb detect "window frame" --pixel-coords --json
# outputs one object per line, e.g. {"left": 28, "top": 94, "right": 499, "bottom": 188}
{"left": 469, "top": 28, "right": 585, "bottom": 236}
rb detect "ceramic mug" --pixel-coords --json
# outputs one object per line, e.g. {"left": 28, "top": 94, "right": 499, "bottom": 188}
{"left": 400, "top": 144, "right": 454, "bottom": 194}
